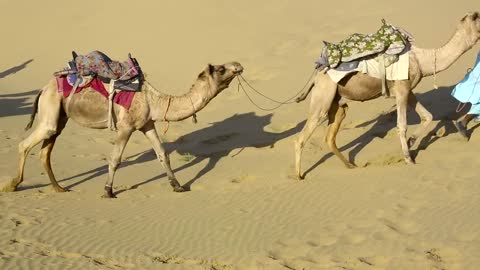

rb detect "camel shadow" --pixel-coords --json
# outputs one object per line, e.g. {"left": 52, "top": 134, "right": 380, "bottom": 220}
{"left": 0, "top": 89, "right": 39, "bottom": 117}
{"left": 0, "top": 59, "right": 34, "bottom": 79}
{"left": 37, "top": 112, "right": 304, "bottom": 194}
{"left": 304, "top": 85, "right": 463, "bottom": 176}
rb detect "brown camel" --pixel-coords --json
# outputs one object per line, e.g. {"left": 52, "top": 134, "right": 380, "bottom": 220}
{"left": 294, "top": 12, "right": 480, "bottom": 179}
{"left": 1, "top": 62, "right": 243, "bottom": 197}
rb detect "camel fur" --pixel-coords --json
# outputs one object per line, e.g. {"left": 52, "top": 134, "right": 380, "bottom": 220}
{"left": 2, "top": 62, "right": 243, "bottom": 197}
{"left": 294, "top": 12, "right": 480, "bottom": 179}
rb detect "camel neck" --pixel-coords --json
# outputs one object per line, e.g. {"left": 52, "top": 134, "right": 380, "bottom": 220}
{"left": 412, "top": 27, "right": 476, "bottom": 76}
{"left": 147, "top": 80, "right": 219, "bottom": 122}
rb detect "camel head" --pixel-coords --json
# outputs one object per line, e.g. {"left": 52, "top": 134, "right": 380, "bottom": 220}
{"left": 197, "top": 62, "right": 243, "bottom": 92}
{"left": 458, "top": 11, "right": 480, "bottom": 46}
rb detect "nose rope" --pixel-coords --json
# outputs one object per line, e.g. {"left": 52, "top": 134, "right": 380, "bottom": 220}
{"left": 237, "top": 69, "right": 317, "bottom": 111}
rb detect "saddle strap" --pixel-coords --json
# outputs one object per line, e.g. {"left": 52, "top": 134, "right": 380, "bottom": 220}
{"left": 378, "top": 55, "right": 390, "bottom": 97}
{"left": 107, "top": 80, "right": 117, "bottom": 131}
{"left": 65, "top": 78, "right": 81, "bottom": 117}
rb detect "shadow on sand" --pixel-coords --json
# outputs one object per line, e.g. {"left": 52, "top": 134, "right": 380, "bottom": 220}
{"left": 20, "top": 85, "right": 472, "bottom": 192}
{"left": 0, "top": 59, "right": 34, "bottom": 79}
{"left": 0, "top": 90, "right": 39, "bottom": 118}
{"left": 0, "top": 59, "right": 37, "bottom": 118}
{"left": 303, "top": 85, "right": 467, "bottom": 176}
{"left": 22, "top": 112, "right": 304, "bottom": 194}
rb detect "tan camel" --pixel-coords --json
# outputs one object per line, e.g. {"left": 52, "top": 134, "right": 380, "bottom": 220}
{"left": 294, "top": 12, "right": 480, "bottom": 179}
{"left": 1, "top": 62, "right": 243, "bottom": 197}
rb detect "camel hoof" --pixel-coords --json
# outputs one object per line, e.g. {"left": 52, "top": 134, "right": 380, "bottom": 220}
{"left": 173, "top": 186, "right": 186, "bottom": 192}
{"left": 345, "top": 162, "right": 357, "bottom": 169}
{"left": 101, "top": 193, "right": 117, "bottom": 199}
{"left": 102, "top": 186, "right": 116, "bottom": 198}
{"left": 404, "top": 156, "right": 415, "bottom": 165}
{"left": 0, "top": 179, "right": 18, "bottom": 192}
{"left": 53, "top": 186, "right": 69, "bottom": 193}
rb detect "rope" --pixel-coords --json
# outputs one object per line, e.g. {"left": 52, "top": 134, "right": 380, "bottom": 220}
{"left": 433, "top": 49, "right": 438, "bottom": 89}
{"left": 162, "top": 96, "right": 172, "bottom": 134}
{"left": 237, "top": 78, "right": 286, "bottom": 111}
{"left": 238, "top": 69, "right": 317, "bottom": 111}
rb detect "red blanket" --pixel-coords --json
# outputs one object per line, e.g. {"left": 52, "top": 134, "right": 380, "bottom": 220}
{"left": 56, "top": 77, "right": 136, "bottom": 109}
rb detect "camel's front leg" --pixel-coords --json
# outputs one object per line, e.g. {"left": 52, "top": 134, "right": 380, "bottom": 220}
{"left": 103, "top": 127, "right": 134, "bottom": 198}
{"left": 140, "top": 121, "right": 184, "bottom": 192}
{"left": 394, "top": 81, "right": 415, "bottom": 164}
{"left": 406, "top": 92, "right": 433, "bottom": 147}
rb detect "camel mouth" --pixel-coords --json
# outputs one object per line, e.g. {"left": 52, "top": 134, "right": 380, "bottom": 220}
{"left": 233, "top": 69, "right": 243, "bottom": 75}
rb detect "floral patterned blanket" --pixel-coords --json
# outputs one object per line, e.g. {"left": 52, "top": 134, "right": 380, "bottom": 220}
{"left": 74, "top": 51, "right": 139, "bottom": 80}
{"left": 315, "top": 20, "right": 414, "bottom": 70}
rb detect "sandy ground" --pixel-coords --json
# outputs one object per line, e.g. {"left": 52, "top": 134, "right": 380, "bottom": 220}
{"left": 1, "top": 0, "right": 480, "bottom": 269}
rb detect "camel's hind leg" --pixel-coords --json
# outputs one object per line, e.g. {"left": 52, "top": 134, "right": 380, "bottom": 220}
{"left": 324, "top": 101, "right": 355, "bottom": 168}
{"left": 406, "top": 92, "right": 433, "bottom": 147}
{"left": 140, "top": 121, "right": 184, "bottom": 192}
{"left": 2, "top": 81, "right": 63, "bottom": 192}
{"left": 39, "top": 115, "right": 68, "bottom": 192}
{"left": 294, "top": 73, "right": 338, "bottom": 179}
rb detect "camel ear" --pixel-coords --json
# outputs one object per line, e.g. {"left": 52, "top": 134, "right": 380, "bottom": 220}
{"left": 207, "top": 64, "right": 214, "bottom": 75}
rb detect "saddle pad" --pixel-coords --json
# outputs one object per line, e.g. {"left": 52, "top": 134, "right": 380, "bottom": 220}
{"left": 56, "top": 76, "right": 136, "bottom": 109}
{"left": 327, "top": 51, "right": 410, "bottom": 83}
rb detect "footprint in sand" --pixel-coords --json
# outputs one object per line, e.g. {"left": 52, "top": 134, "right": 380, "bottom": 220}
{"left": 380, "top": 217, "right": 420, "bottom": 235}
{"left": 362, "top": 153, "right": 405, "bottom": 167}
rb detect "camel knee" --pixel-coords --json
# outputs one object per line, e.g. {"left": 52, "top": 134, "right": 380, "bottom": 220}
{"left": 396, "top": 127, "right": 407, "bottom": 135}
{"left": 422, "top": 112, "right": 433, "bottom": 124}
{"left": 108, "top": 157, "right": 121, "bottom": 170}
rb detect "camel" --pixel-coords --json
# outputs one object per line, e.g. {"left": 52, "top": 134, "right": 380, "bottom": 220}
{"left": 294, "top": 12, "right": 480, "bottom": 179}
{"left": 1, "top": 61, "right": 243, "bottom": 197}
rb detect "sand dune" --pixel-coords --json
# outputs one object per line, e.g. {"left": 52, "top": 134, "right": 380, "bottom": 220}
{"left": 1, "top": 0, "right": 480, "bottom": 269}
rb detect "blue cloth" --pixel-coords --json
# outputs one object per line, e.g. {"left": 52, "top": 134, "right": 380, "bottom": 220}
{"left": 452, "top": 52, "right": 480, "bottom": 117}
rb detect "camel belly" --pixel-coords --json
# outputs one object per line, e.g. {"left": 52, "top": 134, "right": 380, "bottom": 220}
{"left": 63, "top": 89, "right": 111, "bottom": 129}
{"left": 337, "top": 72, "right": 383, "bottom": 101}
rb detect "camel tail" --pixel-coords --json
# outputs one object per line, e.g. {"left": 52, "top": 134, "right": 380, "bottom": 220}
{"left": 25, "top": 89, "right": 42, "bottom": 131}
{"left": 295, "top": 82, "right": 315, "bottom": 103}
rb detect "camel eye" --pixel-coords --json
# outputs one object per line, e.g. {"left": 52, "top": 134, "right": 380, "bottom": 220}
{"left": 217, "top": 66, "right": 226, "bottom": 74}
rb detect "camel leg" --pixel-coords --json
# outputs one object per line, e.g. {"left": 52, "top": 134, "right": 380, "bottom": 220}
{"left": 140, "top": 121, "right": 184, "bottom": 192}
{"left": 39, "top": 116, "right": 68, "bottom": 192}
{"left": 103, "top": 127, "right": 134, "bottom": 198}
{"left": 0, "top": 128, "right": 58, "bottom": 192}
{"left": 325, "top": 102, "right": 355, "bottom": 168}
{"left": 294, "top": 73, "right": 338, "bottom": 179}
{"left": 406, "top": 92, "right": 433, "bottom": 147}
{"left": 394, "top": 81, "right": 415, "bottom": 164}
{"left": 2, "top": 85, "right": 62, "bottom": 192}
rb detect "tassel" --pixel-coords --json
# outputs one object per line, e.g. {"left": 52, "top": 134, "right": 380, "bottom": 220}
{"left": 192, "top": 114, "right": 197, "bottom": 124}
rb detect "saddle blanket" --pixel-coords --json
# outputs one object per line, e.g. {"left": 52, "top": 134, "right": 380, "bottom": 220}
{"left": 56, "top": 76, "right": 136, "bottom": 109}
{"left": 327, "top": 51, "right": 410, "bottom": 83}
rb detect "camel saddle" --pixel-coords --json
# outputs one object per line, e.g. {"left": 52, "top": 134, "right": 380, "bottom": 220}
{"left": 315, "top": 19, "right": 414, "bottom": 71}
{"left": 54, "top": 50, "right": 144, "bottom": 92}
{"left": 54, "top": 51, "right": 145, "bottom": 131}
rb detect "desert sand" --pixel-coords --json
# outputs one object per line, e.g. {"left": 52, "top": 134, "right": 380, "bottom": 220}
{"left": 1, "top": 0, "right": 480, "bottom": 269}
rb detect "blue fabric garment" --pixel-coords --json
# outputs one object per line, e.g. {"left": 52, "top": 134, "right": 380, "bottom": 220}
{"left": 452, "top": 52, "right": 480, "bottom": 104}
{"left": 452, "top": 52, "right": 480, "bottom": 118}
